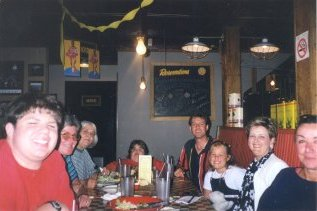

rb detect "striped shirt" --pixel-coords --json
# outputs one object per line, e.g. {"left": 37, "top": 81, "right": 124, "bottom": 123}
{"left": 65, "top": 156, "right": 78, "bottom": 182}
{"left": 71, "top": 148, "right": 96, "bottom": 180}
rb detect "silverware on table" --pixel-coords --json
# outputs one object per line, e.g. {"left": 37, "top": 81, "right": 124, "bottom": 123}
{"left": 187, "top": 195, "right": 195, "bottom": 203}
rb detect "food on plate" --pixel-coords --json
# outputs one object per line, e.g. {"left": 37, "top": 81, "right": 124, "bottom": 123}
{"left": 109, "top": 196, "right": 162, "bottom": 210}
{"left": 115, "top": 199, "right": 150, "bottom": 210}
{"left": 98, "top": 172, "right": 120, "bottom": 184}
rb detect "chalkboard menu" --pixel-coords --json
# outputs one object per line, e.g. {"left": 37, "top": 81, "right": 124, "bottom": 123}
{"left": 151, "top": 63, "right": 215, "bottom": 120}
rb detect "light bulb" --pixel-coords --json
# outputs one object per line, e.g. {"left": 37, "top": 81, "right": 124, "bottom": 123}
{"left": 139, "top": 76, "right": 146, "bottom": 90}
{"left": 136, "top": 36, "right": 147, "bottom": 55}
{"left": 270, "top": 80, "right": 275, "bottom": 86}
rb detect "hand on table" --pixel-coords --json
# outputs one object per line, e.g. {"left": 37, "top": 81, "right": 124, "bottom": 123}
{"left": 87, "top": 178, "right": 97, "bottom": 189}
{"left": 78, "top": 194, "right": 92, "bottom": 208}
{"left": 174, "top": 168, "right": 185, "bottom": 177}
{"left": 101, "top": 167, "right": 110, "bottom": 175}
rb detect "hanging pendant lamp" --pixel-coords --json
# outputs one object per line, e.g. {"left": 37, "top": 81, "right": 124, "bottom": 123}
{"left": 250, "top": 38, "right": 279, "bottom": 60}
{"left": 182, "top": 37, "right": 210, "bottom": 59}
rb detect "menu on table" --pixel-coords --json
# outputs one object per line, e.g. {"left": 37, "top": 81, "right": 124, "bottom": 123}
{"left": 138, "top": 155, "right": 152, "bottom": 184}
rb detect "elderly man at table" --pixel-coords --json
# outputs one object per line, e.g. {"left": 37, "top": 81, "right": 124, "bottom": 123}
{"left": 71, "top": 120, "right": 107, "bottom": 188}
{"left": 0, "top": 93, "right": 74, "bottom": 211}
{"left": 58, "top": 114, "right": 92, "bottom": 208}
{"left": 258, "top": 114, "right": 317, "bottom": 211}
{"left": 174, "top": 115, "right": 214, "bottom": 192}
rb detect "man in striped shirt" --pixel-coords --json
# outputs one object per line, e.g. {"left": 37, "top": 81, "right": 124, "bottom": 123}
{"left": 58, "top": 114, "right": 92, "bottom": 208}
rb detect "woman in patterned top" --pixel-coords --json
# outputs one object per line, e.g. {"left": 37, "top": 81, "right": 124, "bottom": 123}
{"left": 231, "top": 116, "right": 288, "bottom": 211}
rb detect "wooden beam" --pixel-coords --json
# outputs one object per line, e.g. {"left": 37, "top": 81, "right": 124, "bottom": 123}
{"left": 222, "top": 26, "right": 241, "bottom": 125}
{"left": 294, "top": 0, "right": 317, "bottom": 115}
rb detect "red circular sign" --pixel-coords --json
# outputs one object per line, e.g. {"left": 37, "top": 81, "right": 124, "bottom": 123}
{"left": 297, "top": 38, "right": 307, "bottom": 58}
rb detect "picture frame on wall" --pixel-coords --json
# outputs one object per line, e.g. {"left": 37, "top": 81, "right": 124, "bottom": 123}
{"left": 29, "top": 81, "right": 43, "bottom": 93}
{"left": 28, "top": 64, "right": 44, "bottom": 77}
{"left": 0, "top": 61, "right": 24, "bottom": 94}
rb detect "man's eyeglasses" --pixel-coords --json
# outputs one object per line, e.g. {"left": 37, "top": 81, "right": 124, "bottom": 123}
{"left": 61, "top": 133, "right": 80, "bottom": 141}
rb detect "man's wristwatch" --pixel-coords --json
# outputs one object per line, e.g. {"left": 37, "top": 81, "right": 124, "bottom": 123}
{"left": 48, "top": 201, "right": 62, "bottom": 211}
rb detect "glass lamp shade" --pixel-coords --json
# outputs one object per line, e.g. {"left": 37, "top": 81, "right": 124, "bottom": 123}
{"left": 250, "top": 38, "right": 279, "bottom": 60}
{"left": 136, "top": 36, "right": 147, "bottom": 55}
{"left": 182, "top": 37, "right": 210, "bottom": 59}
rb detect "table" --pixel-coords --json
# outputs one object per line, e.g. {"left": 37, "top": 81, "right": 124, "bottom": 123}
{"left": 82, "top": 177, "right": 214, "bottom": 210}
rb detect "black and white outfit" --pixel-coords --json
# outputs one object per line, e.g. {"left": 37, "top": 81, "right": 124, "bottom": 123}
{"left": 203, "top": 165, "right": 246, "bottom": 201}
{"left": 232, "top": 152, "right": 288, "bottom": 211}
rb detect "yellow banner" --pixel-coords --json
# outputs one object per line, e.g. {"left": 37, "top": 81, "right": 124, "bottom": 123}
{"left": 62, "top": 0, "right": 154, "bottom": 32}
{"left": 64, "top": 39, "right": 81, "bottom": 77}
{"left": 88, "top": 48, "right": 100, "bottom": 79}
{"left": 60, "top": 0, "right": 154, "bottom": 65}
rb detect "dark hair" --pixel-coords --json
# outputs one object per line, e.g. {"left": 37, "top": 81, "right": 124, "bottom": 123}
{"left": 296, "top": 114, "right": 317, "bottom": 132}
{"left": 208, "top": 140, "right": 234, "bottom": 169}
{"left": 127, "top": 139, "right": 149, "bottom": 159}
{"left": 245, "top": 116, "right": 277, "bottom": 139}
{"left": 64, "top": 114, "right": 81, "bottom": 132}
{"left": 3, "top": 93, "right": 64, "bottom": 137}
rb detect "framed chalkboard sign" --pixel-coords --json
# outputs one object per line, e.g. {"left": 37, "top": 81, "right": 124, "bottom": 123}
{"left": 151, "top": 63, "right": 215, "bottom": 121}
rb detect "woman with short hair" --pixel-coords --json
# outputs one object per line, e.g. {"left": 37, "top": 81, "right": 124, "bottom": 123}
{"left": 232, "top": 116, "right": 288, "bottom": 211}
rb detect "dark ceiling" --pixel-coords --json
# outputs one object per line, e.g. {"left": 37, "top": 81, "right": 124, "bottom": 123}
{"left": 0, "top": 0, "right": 294, "bottom": 64}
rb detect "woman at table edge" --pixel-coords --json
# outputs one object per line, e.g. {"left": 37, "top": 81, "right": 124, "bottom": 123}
{"left": 105, "top": 139, "right": 164, "bottom": 172}
{"left": 257, "top": 114, "right": 317, "bottom": 211}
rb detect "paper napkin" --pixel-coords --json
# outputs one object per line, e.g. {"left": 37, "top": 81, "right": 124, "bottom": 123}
{"left": 101, "top": 192, "right": 121, "bottom": 201}
{"left": 174, "top": 196, "right": 201, "bottom": 205}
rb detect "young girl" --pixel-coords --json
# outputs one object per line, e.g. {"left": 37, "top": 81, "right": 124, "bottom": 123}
{"left": 203, "top": 141, "right": 245, "bottom": 200}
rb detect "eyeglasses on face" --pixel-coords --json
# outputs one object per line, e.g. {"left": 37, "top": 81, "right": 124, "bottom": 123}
{"left": 61, "top": 132, "right": 80, "bottom": 141}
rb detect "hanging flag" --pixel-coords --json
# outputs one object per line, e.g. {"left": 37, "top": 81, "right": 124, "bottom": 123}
{"left": 88, "top": 48, "right": 100, "bottom": 79}
{"left": 64, "top": 39, "right": 81, "bottom": 77}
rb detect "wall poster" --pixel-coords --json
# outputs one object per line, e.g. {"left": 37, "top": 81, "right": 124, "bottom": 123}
{"left": 0, "top": 61, "right": 24, "bottom": 94}
{"left": 151, "top": 63, "right": 215, "bottom": 121}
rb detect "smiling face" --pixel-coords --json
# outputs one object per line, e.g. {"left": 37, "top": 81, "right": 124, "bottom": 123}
{"left": 5, "top": 108, "right": 59, "bottom": 169}
{"left": 296, "top": 123, "right": 317, "bottom": 170}
{"left": 190, "top": 117, "right": 209, "bottom": 139}
{"left": 78, "top": 124, "right": 95, "bottom": 149}
{"left": 130, "top": 144, "right": 145, "bottom": 162}
{"left": 209, "top": 145, "right": 230, "bottom": 173}
{"left": 58, "top": 125, "right": 79, "bottom": 156}
{"left": 248, "top": 126, "right": 275, "bottom": 160}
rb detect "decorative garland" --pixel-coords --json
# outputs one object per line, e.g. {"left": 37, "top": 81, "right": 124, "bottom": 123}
{"left": 60, "top": 0, "right": 154, "bottom": 64}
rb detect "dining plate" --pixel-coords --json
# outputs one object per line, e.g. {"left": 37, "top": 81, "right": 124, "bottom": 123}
{"left": 107, "top": 196, "right": 163, "bottom": 211}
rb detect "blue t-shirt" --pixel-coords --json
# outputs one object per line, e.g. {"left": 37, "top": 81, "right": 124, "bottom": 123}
{"left": 258, "top": 168, "right": 317, "bottom": 211}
